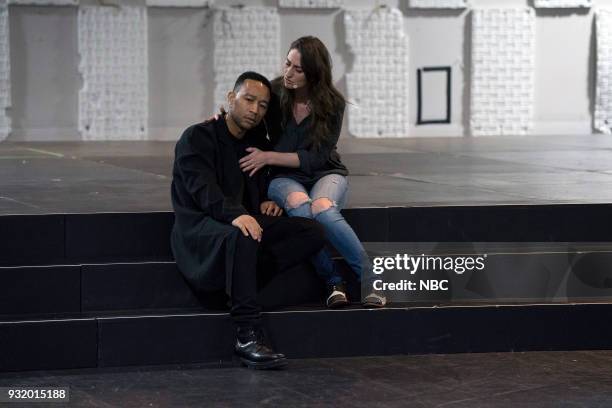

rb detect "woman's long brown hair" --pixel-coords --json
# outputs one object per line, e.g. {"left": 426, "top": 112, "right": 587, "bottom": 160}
{"left": 274, "top": 36, "right": 346, "bottom": 150}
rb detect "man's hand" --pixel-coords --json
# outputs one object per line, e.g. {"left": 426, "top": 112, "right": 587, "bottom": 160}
{"left": 260, "top": 201, "right": 283, "bottom": 216}
{"left": 231, "top": 214, "right": 263, "bottom": 242}
{"left": 239, "top": 147, "right": 268, "bottom": 177}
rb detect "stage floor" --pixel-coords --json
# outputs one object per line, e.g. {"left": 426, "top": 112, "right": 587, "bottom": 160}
{"left": 2, "top": 134, "right": 612, "bottom": 215}
{"left": 2, "top": 350, "right": 612, "bottom": 407}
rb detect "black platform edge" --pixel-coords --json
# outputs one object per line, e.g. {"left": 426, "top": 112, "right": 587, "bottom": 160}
{"left": 4, "top": 204, "right": 612, "bottom": 266}
{"left": 3, "top": 303, "right": 612, "bottom": 371}
{"left": 0, "top": 260, "right": 326, "bottom": 316}
{"left": 386, "top": 204, "right": 612, "bottom": 242}
{"left": 0, "top": 265, "right": 81, "bottom": 316}
{"left": 0, "top": 318, "right": 97, "bottom": 372}
{"left": 0, "top": 214, "right": 65, "bottom": 266}
{"left": 64, "top": 212, "right": 175, "bottom": 261}
{"left": 0, "top": 262, "right": 192, "bottom": 316}
{"left": 81, "top": 262, "right": 201, "bottom": 312}
{"left": 1, "top": 252, "right": 358, "bottom": 315}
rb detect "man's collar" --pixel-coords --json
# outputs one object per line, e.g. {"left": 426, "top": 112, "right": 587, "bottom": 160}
{"left": 211, "top": 114, "right": 263, "bottom": 146}
{"left": 213, "top": 115, "right": 233, "bottom": 146}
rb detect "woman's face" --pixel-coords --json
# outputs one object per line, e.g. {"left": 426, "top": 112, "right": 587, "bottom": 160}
{"left": 283, "top": 49, "right": 307, "bottom": 90}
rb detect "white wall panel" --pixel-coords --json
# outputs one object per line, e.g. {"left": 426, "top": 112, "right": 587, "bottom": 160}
{"left": 78, "top": 5, "right": 148, "bottom": 140}
{"left": 595, "top": 8, "right": 612, "bottom": 134}
{"left": 278, "top": 0, "right": 343, "bottom": 7}
{"left": 213, "top": 7, "right": 280, "bottom": 111}
{"left": 470, "top": 8, "right": 535, "bottom": 136}
{"left": 409, "top": 0, "right": 467, "bottom": 8}
{"left": 344, "top": 8, "right": 409, "bottom": 138}
{"left": 0, "top": 1, "right": 10, "bottom": 141}
{"left": 9, "top": 0, "right": 77, "bottom": 4}
{"left": 1, "top": 0, "right": 607, "bottom": 140}
{"left": 533, "top": 0, "right": 591, "bottom": 8}
{"left": 146, "top": 0, "right": 211, "bottom": 7}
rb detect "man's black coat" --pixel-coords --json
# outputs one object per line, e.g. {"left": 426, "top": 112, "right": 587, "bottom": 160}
{"left": 170, "top": 117, "right": 270, "bottom": 294}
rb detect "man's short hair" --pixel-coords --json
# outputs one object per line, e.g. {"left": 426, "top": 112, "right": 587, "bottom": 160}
{"left": 233, "top": 71, "right": 272, "bottom": 95}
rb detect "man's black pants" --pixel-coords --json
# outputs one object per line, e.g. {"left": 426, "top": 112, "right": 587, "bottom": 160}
{"left": 231, "top": 215, "right": 325, "bottom": 327}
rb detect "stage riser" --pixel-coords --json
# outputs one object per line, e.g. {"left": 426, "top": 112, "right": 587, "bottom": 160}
{"left": 98, "top": 315, "right": 234, "bottom": 368}
{"left": 95, "top": 305, "right": 612, "bottom": 362}
{"left": 5, "top": 253, "right": 612, "bottom": 316}
{"left": 0, "top": 266, "right": 81, "bottom": 316}
{"left": 0, "top": 262, "right": 327, "bottom": 316}
{"left": 0, "top": 215, "right": 65, "bottom": 266}
{"left": 3, "top": 205, "right": 612, "bottom": 266}
{"left": 0, "top": 213, "right": 175, "bottom": 267}
{"left": 82, "top": 263, "right": 200, "bottom": 312}
{"left": 0, "top": 263, "right": 196, "bottom": 316}
{"left": 65, "top": 213, "right": 174, "bottom": 261}
{"left": 2, "top": 305, "right": 612, "bottom": 371}
{"left": 0, "top": 319, "right": 97, "bottom": 371}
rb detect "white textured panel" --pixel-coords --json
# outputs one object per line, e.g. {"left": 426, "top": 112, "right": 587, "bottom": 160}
{"left": 595, "top": 9, "right": 612, "bottom": 134}
{"left": 278, "top": 0, "right": 343, "bottom": 8}
{"left": 533, "top": 0, "right": 591, "bottom": 8}
{"left": 344, "top": 8, "right": 409, "bottom": 138}
{"left": 0, "top": 2, "right": 10, "bottom": 141}
{"left": 470, "top": 8, "right": 535, "bottom": 136}
{"left": 213, "top": 8, "right": 280, "bottom": 110}
{"left": 78, "top": 6, "right": 148, "bottom": 141}
{"left": 9, "top": 0, "right": 77, "bottom": 5}
{"left": 146, "top": 0, "right": 211, "bottom": 7}
{"left": 409, "top": 0, "right": 467, "bottom": 9}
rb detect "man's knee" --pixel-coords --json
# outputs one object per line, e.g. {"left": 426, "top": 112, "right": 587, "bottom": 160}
{"left": 233, "top": 229, "right": 260, "bottom": 253}
{"left": 292, "top": 217, "right": 326, "bottom": 251}
{"left": 308, "top": 219, "right": 326, "bottom": 243}
{"left": 311, "top": 197, "right": 334, "bottom": 216}
{"left": 286, "top": 192, "right": 310, "bottom": 209}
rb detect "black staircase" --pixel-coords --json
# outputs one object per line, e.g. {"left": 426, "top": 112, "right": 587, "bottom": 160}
{"left": 2, "top": 204, "right": 612, "bottom": 371}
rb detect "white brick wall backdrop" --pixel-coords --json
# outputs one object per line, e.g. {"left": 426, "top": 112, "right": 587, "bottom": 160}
{"left": 409, "top": 0, "right": 467, "bottom": 9}
{"left": 78, "top": 5, "right": 148, "bottom": 141}
{"left": 145, "top": 0, "right": 211, "bottom": 7}
{"left": 9, "top": 0, "right": 77, "bottom": 5}
{"left": 0, "top": 1, "right": 10, "bottom": 141}
{"left": 278, "top": 0, "right": 343, "bottom": 7}
{"left": 213, "top": 8, "right": 280, "bottom": 111}
{"left": 595, "top": 8, "right": 612, "bottom": 134}
{"left": 0, "top": 2, "right": 609, "bottom": 140}
{"left": 470, "top": 8, "right": 535, "bottom": 136}
{"left": 344, "top": 8, "right": 409, "bottom": 138}
{"left": 533, "top": 0, "right": 592, "bottom": 8}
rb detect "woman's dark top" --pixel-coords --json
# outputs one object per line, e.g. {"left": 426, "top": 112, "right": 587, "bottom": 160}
{"left": 263, "top": 89, "right": 348, "bottom": 188}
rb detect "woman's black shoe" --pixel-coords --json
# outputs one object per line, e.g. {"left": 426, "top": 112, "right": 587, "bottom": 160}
{"left": 326, "top": 282, "right": 349, "bottom": 308}
{"left": 235, "top": 327, "right": 288, "bottom": 370}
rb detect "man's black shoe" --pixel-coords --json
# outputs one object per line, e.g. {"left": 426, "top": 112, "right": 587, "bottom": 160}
{"left": 235, "top": 327, "right": 287, "bottom": 370}
{"left": 326, "top": 282, "right": 349, "bottom": 308}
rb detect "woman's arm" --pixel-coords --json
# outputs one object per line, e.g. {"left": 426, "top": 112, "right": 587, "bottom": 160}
{"left": 266, "top": 151, "right": 300, "bottom": 167}
{"left": 239, "top": 149, "right": 299, "bottom": 177}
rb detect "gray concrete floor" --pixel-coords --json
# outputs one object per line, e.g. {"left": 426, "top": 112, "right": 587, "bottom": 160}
{"left": 2, "top": 351, "right": 612, "bottom": 407}
{"left": 2, "top": 134, "right": 612, "bottom": 214}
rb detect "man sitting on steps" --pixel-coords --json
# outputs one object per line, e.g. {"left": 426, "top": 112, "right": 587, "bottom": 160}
{"left": 170, "top": 71, "right": 326, "bottom": 369}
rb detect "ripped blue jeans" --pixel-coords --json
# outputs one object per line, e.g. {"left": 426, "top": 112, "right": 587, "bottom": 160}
{"left": 268, "top": 175, "right": 372, "bottom": 286}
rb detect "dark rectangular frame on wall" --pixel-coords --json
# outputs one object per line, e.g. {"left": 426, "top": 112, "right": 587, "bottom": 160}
{"left": 417, "top": 66, "right": 451, "bottom": 125}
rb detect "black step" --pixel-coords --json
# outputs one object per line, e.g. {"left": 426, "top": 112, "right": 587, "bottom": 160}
{"left": 5, "top": 244, "right": 612, "bottom": 316}
{"left": 0, "top": 260, "right": 326, "bottom": 316}
{"left": 0, "top": 265, "right": 81, "bottom": 316}
{"left": 0, "top": 318, "right": 97, "bottom": 371}
{"left": 3, "top": 303, "right": 612, "bottom": 371}
{"left": 4, "top": 204, "right": 612, "bottom": 266}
